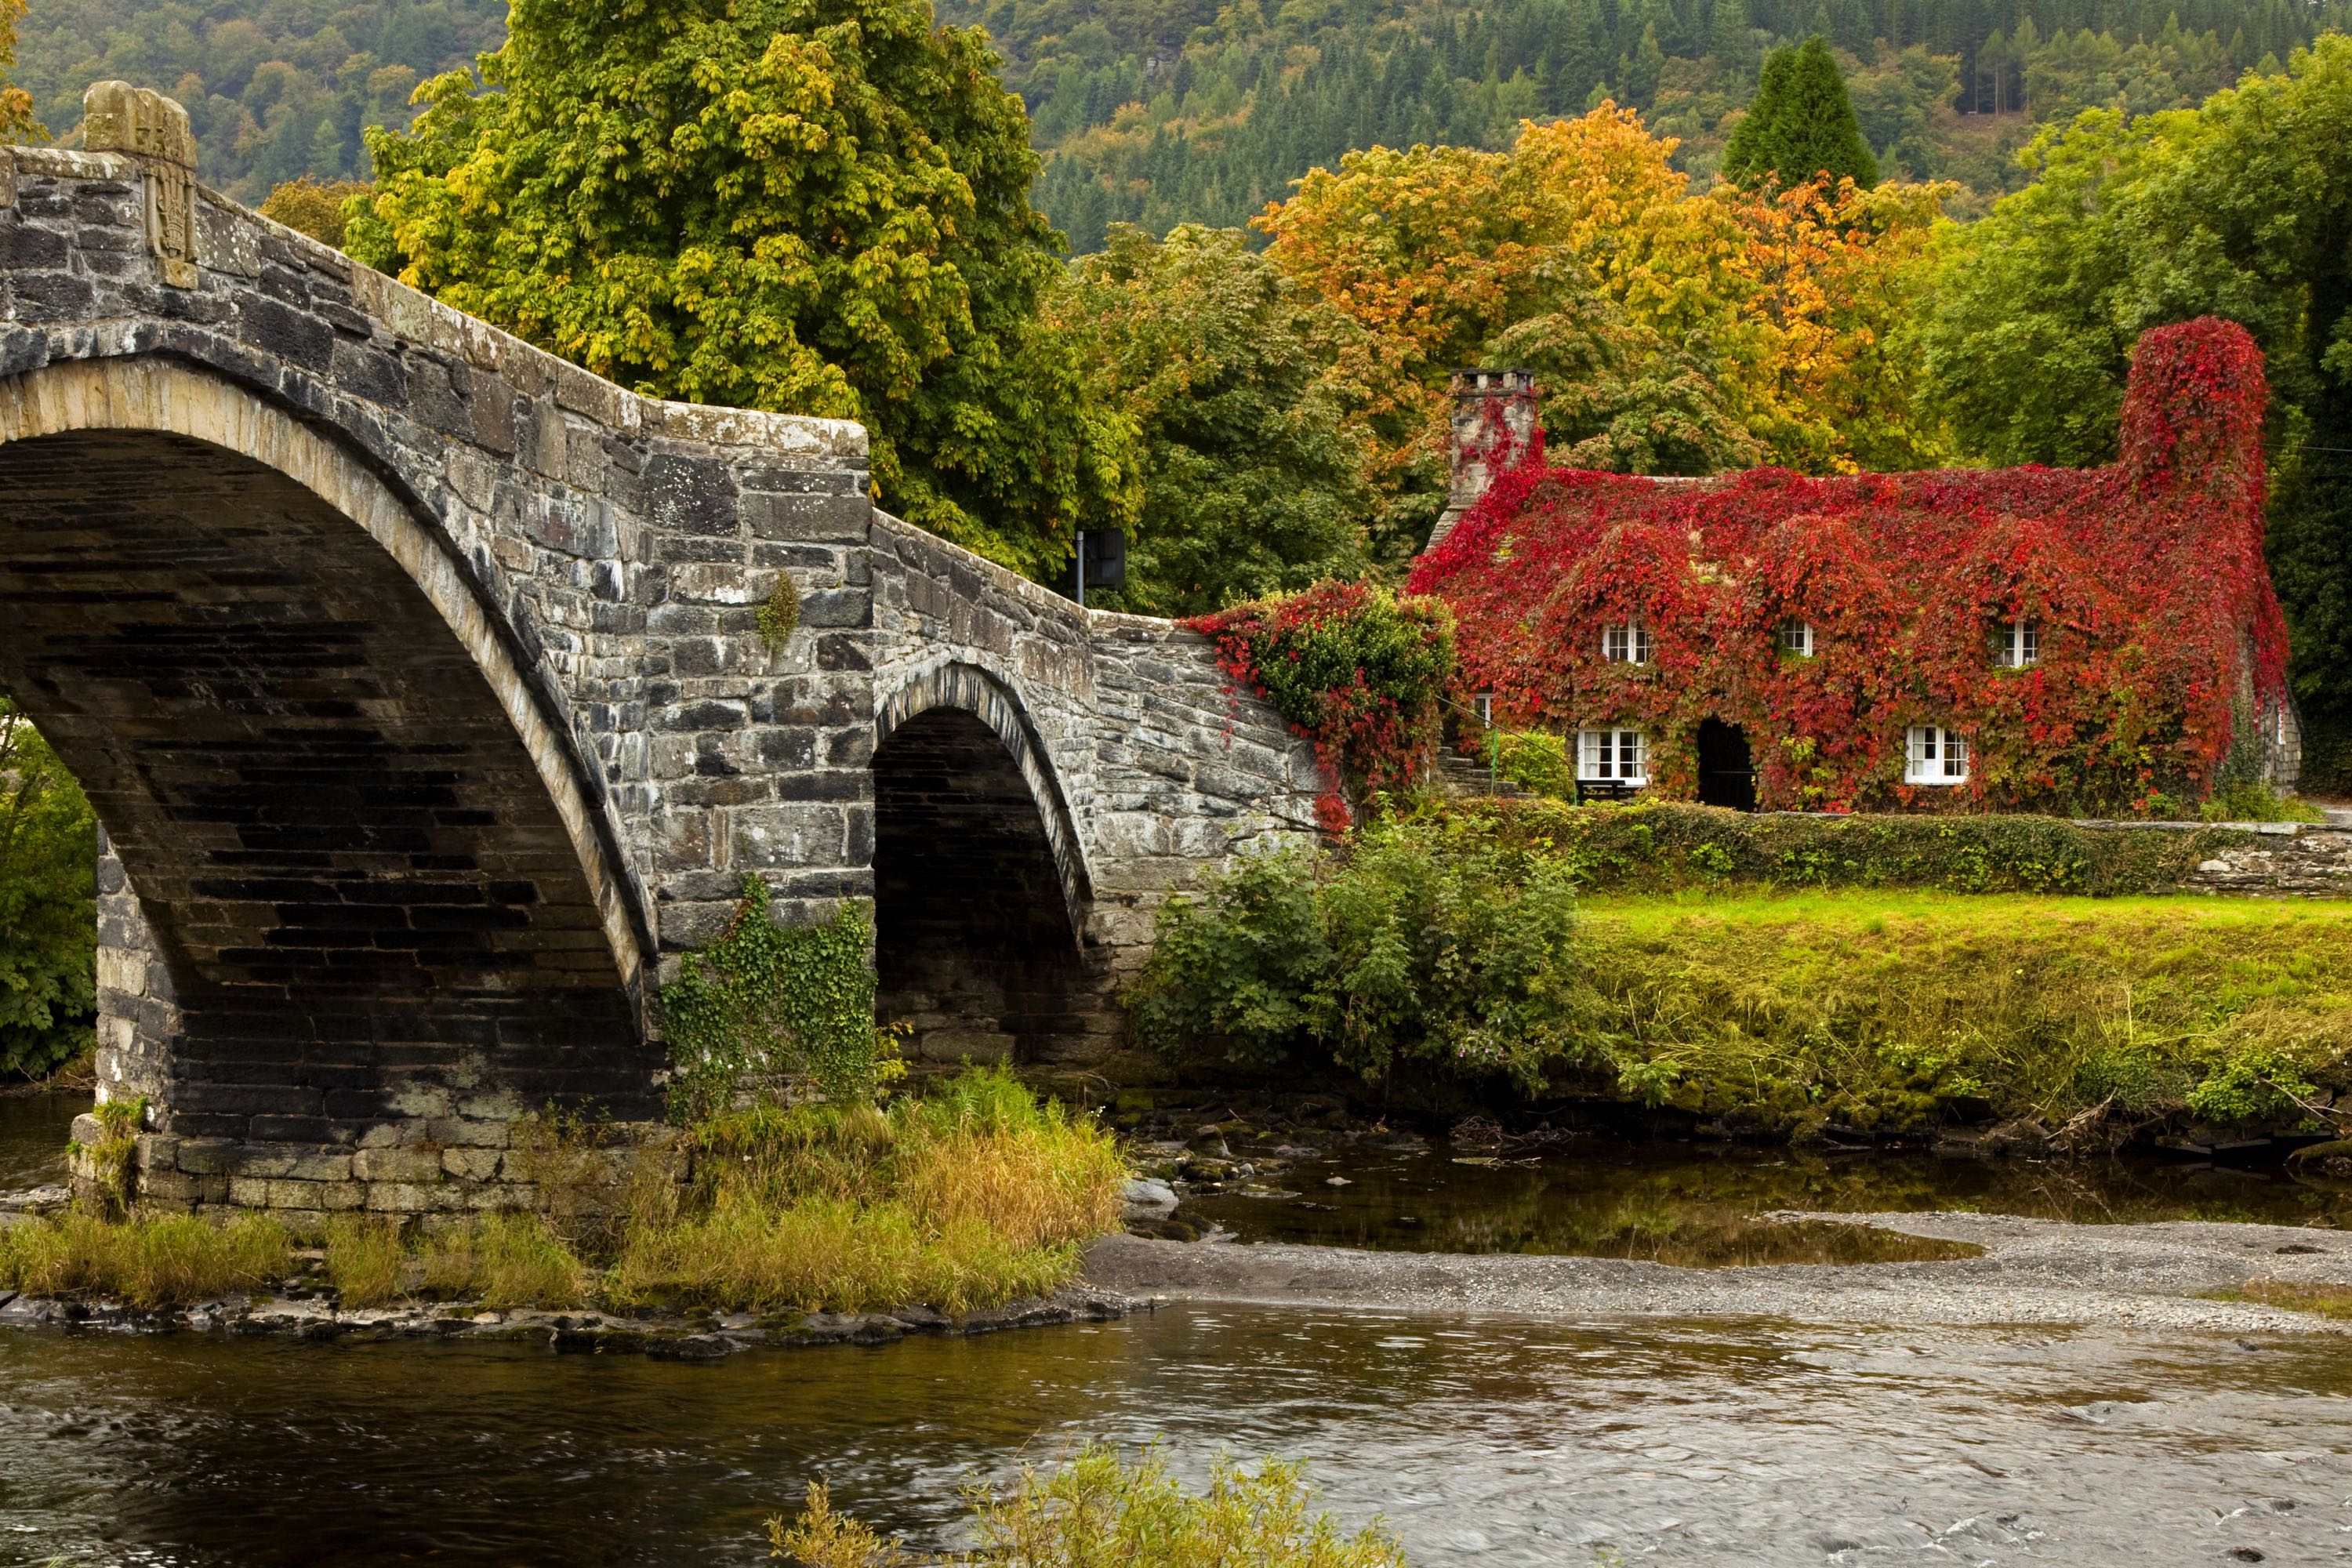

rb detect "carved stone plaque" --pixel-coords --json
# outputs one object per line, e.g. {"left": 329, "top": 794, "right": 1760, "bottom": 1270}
{"left": 83, "top": 81, "right": 200, "bottom": 288}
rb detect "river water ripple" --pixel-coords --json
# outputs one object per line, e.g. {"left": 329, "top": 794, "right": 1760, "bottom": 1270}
{"left": 5, "top": 1305, "right": 2351, "bottom": 1565}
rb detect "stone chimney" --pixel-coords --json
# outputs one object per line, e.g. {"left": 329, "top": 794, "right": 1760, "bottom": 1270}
{"left": 1426, "top": 368, "right": 1537, "bottom": 554}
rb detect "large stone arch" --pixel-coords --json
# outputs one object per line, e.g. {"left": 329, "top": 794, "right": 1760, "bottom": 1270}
{"left": 870, "top": 661, "right": 1097, "bottom": 1065}
{"left": 0, "top": 358, "right": 659, "bottom": 1140}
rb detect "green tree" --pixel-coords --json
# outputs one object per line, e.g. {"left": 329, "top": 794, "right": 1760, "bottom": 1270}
{"left": 0, "top": 697, "right": 95, "bottom": 1080}
{"left": 347, "top": 0, "right": 1134, "bottom": 578}
{"left": 1055, "top": 224, "right": 1377, "bottom": 613}
{"left": 1722, "top": 35, "right": 1881, "bottom": 190}
{"left": 1920, "top": 39, "right": 2352, "bottom": 732}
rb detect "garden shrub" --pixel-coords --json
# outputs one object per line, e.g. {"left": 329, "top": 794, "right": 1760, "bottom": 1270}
{"left": 1129, "top": 813, "right": 1584, "bottom": 1091}
{"left": 1185, "top": 580, "right": 1454, "bottom": 827}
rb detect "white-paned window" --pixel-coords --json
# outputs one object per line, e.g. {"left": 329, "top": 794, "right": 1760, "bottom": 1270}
{"left": 1778, "top": 619, "right": 1815, "bottom": 657}
{"left": 1472, "top": 692, "right": 1494, "bottom": 727}
{"left": 1602, "top": 622, "right": 1653, "bottom": 664}
{"left": 1904, "top": 725, "right": 1969, "bottom": 785}
{"left": 1577, "top": 729, "right": 1649, "bottom": 785}
{"left": 1993, "top": 619, "right": 2039, "bottom": 668}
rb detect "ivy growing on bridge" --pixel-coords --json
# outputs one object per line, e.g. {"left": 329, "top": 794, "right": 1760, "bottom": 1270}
{"left": 1185, "top": 581, "right": 1456, "bottom": 829}
{"left": 659, "top": 877, "right": 891, "bottom": 1122}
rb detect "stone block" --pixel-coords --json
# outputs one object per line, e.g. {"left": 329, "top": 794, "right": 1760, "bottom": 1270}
{"left": 352, "top": 1148, "right": 446, "bottom": 1185}
{"left": 441, "top": 1147, "right": 503, "bottom": 1182}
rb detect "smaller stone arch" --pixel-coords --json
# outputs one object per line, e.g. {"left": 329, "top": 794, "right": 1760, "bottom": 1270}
{"left": 874, "top": 660, "right": 1091, "bottom": 940}
{"left": 870, "top": 661, "right": 1102, "bottom": 1066}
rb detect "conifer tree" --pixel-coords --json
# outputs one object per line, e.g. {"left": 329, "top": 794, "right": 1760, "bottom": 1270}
{"left": 1722, "top": 35, "right": 1880, "bottom": 190}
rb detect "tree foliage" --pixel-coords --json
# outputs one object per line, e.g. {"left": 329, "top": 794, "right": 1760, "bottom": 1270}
{"left": 0, "top": 698, "right": 96, "bottom": 1080}
{"left": 947, "top": 0, "right": 2341, "bottom": 248}
{"left": 260, "top": 173, "right": 372, "bottom": 247}
{"left": 1920, "top": 38, "right": 2352, "bottom": 723}
{"left": 1053, "top": 224, "right": 1378, "bottom": 612}
{"left": 1722, "top": 35, "right": 1881, "bottom": 188}
{"left": 347, "top": 0, "right": 1131, "bottom": 578}
{"left": 1254, "top": 105, "right": 1949, "bottom": 537}
{"left": 9, "top": 0, "right": 496, "bottom": 195}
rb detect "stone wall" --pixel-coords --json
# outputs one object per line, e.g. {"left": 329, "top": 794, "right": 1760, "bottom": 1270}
{"left": 2177, "top": 821, "right": 2352, "bottom": 895}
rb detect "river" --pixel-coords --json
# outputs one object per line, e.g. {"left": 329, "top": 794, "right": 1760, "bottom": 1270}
{"left": 6, "top": 1098, "right": 2350, "bottom": 1565}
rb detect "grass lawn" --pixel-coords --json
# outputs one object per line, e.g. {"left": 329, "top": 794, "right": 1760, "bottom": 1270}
{"left": 1569, "top": 889, "right": 2352, "bottom": 1137}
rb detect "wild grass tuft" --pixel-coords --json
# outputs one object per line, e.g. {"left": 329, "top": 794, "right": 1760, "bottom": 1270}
{"left": 419, "top": 1212, "right": 588, "bottom": 1310}
{"left": 612, "top": 1065, "right": 1123, "bottom": 1314}
{"left": 770, "top": 1442, "right": 1407, "bottom": 1567}
{"left": 0, "top": 1210, "right": 289, "bottom": 1307}
{"left": 2208, "top": 1278, "right": 2352, "bottom": 1319}
{"left": 323, "top": 1215, "right": 407, "bottom": 1308}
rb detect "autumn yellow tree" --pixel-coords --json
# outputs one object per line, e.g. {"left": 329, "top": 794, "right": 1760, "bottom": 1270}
{"left": 1256, "top": 105, "right": 1951, "bottom": 543}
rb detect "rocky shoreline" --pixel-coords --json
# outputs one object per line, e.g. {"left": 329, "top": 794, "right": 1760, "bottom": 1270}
{"left": 0, "top": 1279, "right": 1138, "bottom": 1355}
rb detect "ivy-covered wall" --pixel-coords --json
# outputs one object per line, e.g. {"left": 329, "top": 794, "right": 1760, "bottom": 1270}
{"left": 1410, "top": 318, "right": 2293, "bottom": 816}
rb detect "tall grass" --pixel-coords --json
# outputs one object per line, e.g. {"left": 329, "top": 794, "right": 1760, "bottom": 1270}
{"left": 771, "top": 1443, "right": 1407, "bottom": 1568}
{"left": 612, "top": 1065, "right": 1124, "bottom": 1314}
{"left": 10, "top": 1068, "right": 1124, "bottom": 1315}
{"left": 0, "top": 1211, "right": 289, "bottom": 1306}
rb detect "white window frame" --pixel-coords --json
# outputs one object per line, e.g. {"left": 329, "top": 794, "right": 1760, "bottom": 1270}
{"left": 1904, "top": 725, "right": 1969, "bottom": 786}
{"left": 1994, "top": 619, "right": 2038, "bottom": 668}
{"left": 1778, "top": 619, "right": 1815, "bottom": 657}
{"left": 1471, "top": 692, "right": 1494, "bottom": 727}
{"left": 1577, "top": 728, "right": 1649, "bottom": 786}
{"left": 1602, "top": 621, "right": 1653, "bottom": 665}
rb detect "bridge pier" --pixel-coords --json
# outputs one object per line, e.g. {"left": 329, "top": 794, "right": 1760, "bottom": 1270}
{"left": 1, "top": 100, "right": 1319, "bottom": 1221}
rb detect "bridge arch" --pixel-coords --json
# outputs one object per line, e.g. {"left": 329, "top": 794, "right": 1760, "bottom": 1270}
{"left": 0, "top": 358, "right": 658, "bottom": 1138}
{"left": 871, "top": 661, "right": 1096, "bottom": 1065}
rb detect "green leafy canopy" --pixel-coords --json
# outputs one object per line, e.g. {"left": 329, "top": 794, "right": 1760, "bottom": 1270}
{"left": 0, "top": 697, "right": 96, "bottom": 1080}
{"left": 347, "top": 0, "right": 1134, "bottom": 579}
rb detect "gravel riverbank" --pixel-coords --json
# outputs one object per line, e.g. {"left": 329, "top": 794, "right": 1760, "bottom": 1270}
{"left": 1085, "top": 1210, "right": 2352, "bottom": 1333}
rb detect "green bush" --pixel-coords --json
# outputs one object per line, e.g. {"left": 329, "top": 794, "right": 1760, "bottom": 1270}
{"left": 0, "top": 698, "right": 96, "bottom": 1080}
{"left": 1129, "top": 814, "right": 1583, "bottom": 1091}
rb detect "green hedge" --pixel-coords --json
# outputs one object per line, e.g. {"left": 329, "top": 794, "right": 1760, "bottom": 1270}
{"left": 1465, "top": 798, "right": 2260, "bottom": 897}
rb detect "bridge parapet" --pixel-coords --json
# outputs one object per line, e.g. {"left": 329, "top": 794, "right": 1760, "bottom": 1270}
{"left": 2, "top": 101, "right": 1318, "bottom": 1220}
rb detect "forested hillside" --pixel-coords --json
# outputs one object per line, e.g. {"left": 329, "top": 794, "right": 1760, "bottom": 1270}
{"left": 938, "top": 0, "right": 2352, "bottom": 245}
{"left": 2, "top": 0, "right": 2343, "bottom": 226}
{"left": 9, "top": 0, "right": 501, "bottom": 199}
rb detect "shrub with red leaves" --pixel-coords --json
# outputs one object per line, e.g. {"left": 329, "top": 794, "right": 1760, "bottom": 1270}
{"left": 1406, "top": 318, "right": 2288, "bottom": 814}
{"left": 1184, "top": 582, "right": 1455, "bottom": 829}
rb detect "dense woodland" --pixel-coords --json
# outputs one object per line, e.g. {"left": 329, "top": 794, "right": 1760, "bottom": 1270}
{"left": 0, "top": 0, "right": 2344, "bottom": 213}
{"left": 943, "top": 0, "right": 2352, "bottom": 245}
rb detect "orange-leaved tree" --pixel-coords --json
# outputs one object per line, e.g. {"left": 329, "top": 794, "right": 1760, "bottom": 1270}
{"left": 1255, "top": 104, "right": 1952, "bottom": 545}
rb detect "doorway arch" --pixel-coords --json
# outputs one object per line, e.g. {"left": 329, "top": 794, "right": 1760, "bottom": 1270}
{"left": 1696, "top": 718, "right": 1758, "bottom": 810}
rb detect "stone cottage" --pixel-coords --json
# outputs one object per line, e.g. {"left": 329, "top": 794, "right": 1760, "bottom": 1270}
{"left": 1410, "top": 319, "right": 2299, "bottom": 815}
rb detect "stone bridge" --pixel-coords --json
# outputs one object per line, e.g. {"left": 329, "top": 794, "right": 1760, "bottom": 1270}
{"left": 0, "top": 96, "right": 1318, "bottom": 1215}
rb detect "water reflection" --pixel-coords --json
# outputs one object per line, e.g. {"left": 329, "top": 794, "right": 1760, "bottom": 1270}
{"left": 4, "top": 1305, "right": 2350, "bottom": 1565}
{"left": 1179, "top": 1135, "right": 2352, "bottom": 1258}
{"left": 0, "top": 1091, "right": 81, "bottom": 1190}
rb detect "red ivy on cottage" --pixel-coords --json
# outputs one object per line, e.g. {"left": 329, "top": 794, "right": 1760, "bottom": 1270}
{"left": 1184, "top": 581, "right": 1455, "bottom": 829}
{"left": 1406, "top": 318, "right": 2288, "bottom": 815}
